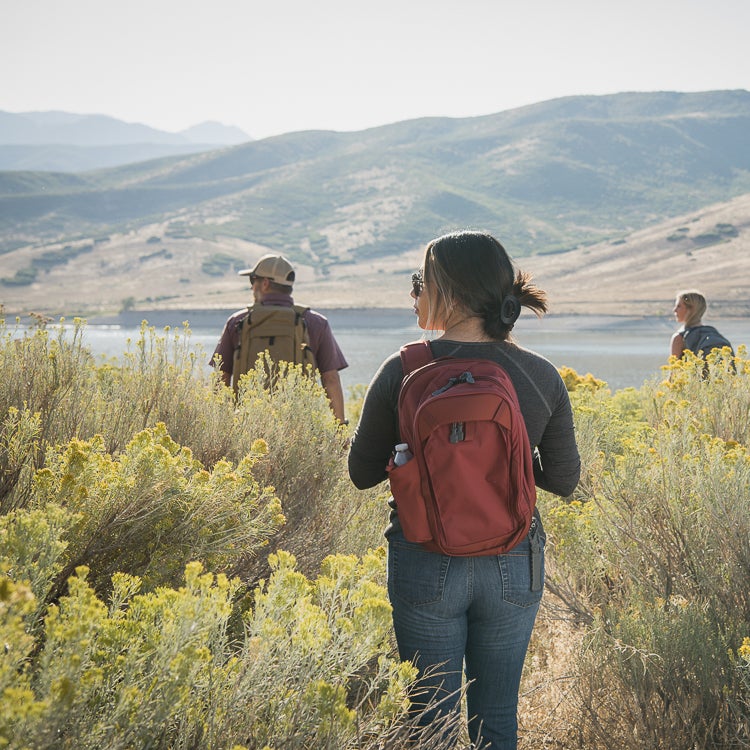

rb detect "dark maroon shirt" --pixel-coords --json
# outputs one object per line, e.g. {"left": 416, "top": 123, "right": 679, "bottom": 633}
{"left": 211, "top": 291, "right": 348, "bottom": 377}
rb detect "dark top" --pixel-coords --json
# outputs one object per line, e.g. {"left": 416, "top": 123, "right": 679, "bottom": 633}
{"left": 348, "top": 338, "right": 580, "bottom": 498}
{"left": 211, "top": 291, "right": 348, "bottom": 377}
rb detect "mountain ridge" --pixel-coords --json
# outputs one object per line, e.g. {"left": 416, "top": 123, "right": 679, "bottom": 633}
{"left": 0, "top": 111, "right": 252, "bottom": 171}
{"left": 1, "top": 91, "right": 749, "bottom": 317}
{"left": 0, "top": 110, "right": 252, "bottom": 145}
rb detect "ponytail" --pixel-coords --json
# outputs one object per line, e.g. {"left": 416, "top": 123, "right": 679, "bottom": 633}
{"left": 513, "top": 270, "right": 547, "bottom": 318}
{"left": 481, "top": 269, "right": 547, "bottom": 340}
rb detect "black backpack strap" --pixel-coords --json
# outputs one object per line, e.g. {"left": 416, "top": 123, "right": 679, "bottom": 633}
{"left": 233, "top": 307, "right": 252, "bottom": 343}
{"left": 292, "top": 304, "right": 310, "bottom": 324}
{"left": 681, "top": 326, "right": 700, "bottom": 353}
{"left": 400, "top": 341, "right": 434, "bottom": 376}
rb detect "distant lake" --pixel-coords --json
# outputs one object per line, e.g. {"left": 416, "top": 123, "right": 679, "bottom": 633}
{"left": 60, "top": 309, "right": 746, "bottom": 393}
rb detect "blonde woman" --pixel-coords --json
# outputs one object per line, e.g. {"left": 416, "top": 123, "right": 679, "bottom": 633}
{"left": 671, "top": 289, "right": 707, "bottom": 358}
{"left": 671, "top": 289, "right": 734, "bottom": 364}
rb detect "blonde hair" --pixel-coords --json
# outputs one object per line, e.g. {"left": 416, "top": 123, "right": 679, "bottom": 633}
{"left": 676, "top": 289, "right": 706, "bottom": 328}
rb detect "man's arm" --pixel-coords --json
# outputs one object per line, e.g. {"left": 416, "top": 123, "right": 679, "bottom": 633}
{"left": 211, "top": 314, "right": 241, "bottom": 388}
{"left": 320, "top": 369, "right": 346, "bottom": 423}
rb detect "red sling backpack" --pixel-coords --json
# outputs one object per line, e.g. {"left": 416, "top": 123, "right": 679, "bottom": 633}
{"left": 387, "top": 341, "right": 537, "bottom": 556}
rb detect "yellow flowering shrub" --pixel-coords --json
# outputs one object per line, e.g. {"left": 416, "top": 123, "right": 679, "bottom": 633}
{"left": 4, "top": 318, "right": 749, "bottom": 747}
{"left": 549, "top": 349, "right": 750, "bottom": 747}
{"left": 558, "top": 365, "right": 607, "bottom": 393}
{"left": 1, "top": 553, "right": 416, "bottom": 750}
{"left": 22, "top": 423, "right": 283, "bottom": 600}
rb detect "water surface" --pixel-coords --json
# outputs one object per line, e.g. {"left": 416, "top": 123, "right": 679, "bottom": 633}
{"left": 67, "top": 310, "right": 747, "bottom": 392}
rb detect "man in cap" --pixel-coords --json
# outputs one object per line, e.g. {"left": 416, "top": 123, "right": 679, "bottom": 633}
{"left": 211, "top": 253, "right": 348, "bottom": 423}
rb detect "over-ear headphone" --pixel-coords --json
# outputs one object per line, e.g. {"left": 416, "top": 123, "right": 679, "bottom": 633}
{"left": 500, "top": 294, "right": 521, "bottom": 325}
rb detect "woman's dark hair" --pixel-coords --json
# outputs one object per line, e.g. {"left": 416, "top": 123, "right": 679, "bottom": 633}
{"left": 424, "top": 230, "right": 547, "bottom": 340}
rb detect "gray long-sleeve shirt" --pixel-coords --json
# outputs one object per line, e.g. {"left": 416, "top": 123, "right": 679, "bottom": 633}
{"left": 348, "top": 338, "right": 580, "bottom": 498}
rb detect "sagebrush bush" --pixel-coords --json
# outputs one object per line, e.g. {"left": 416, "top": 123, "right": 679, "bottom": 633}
{"left": 3, "top": 318, "right": 750, "bottom": 749}
{"left": 31, "top": 424, "right": 284, "bottom": 601}
{"left": 654, "top": 345, "right": 749, "bottom": 444}
{"left": 0, "top": 319, "right": 421, "bottom": 749}
{"left": 538, "top": 356, "right": 750, "bottom": 749}
{"left": 0, "top": 321, "right": 95, "bottom": 483}
{"left": 0, "top": 406, "right": 41, "bottom": 513}
{"left": 230, "top": 358, "right": 357, "bottom": 580}
{"left": 1, "top": 554, "right": 454, "bottom": 749}
{"left": 0, "top": 319, "right": 381, "bottom": 581}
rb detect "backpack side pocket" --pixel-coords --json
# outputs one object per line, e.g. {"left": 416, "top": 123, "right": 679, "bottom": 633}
{"left": 388, "top": 458, "right": 433, "bottom": 544}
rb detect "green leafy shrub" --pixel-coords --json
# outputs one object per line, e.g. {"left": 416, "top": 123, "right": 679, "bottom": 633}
{"left": 0, "top": 266, "right": 38, "bottom": 286}
{"left": 201, "top": 252, "right": 244, "bottom": 276}
{"left": 715, "top": 222, "right": 739, "bottom": 237}
{"left": 32, "top": 243, "right": 93, "bottom": 271}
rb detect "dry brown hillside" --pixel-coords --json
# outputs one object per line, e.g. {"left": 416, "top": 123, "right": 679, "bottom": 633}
{"left": 1, "top": 194, "right": 749, "bottom": 319}
{"left": 531, "top": 192, "right": 750, "bottom": 317}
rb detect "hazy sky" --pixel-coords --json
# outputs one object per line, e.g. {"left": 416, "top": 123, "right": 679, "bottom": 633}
{"left": 2, "top": 0, "right": 748, "bottom": 140}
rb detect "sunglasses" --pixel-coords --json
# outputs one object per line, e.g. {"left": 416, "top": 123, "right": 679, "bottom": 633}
{"left": 249, "top": 274, "right": 265, "bottom": 284}
{"left": 411, "top": 269, "right": 424, "bottom": 297}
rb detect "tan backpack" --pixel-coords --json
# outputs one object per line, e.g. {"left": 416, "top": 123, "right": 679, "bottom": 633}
{"left": 232, "top": 304, "right": 317, "bottom": 391}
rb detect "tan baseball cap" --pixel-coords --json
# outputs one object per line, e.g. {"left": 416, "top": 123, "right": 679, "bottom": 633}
{"left": 238, "top": 254, "right": 296, "bottom": 286}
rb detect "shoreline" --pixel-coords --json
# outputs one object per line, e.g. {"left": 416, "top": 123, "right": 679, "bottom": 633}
{"left": 8, "top": 309, "right": 745, "bottom": 392}
{"left": 79, "top": 308, "right": 746, "bottom": 332}
{"left": 6, "top": 310, "right": 745, "bottom": 356}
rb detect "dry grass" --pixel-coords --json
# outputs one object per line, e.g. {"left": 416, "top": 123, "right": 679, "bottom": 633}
{"left": 532, "top": 192, "right": 750, "bottom": 317}
{"left": 519, "top": 599, "right": 587, "bottom": 749}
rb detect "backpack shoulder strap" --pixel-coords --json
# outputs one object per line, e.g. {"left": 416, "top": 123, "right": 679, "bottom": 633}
{"left": 235, "top": 306, "right": 253, "bottom": 335}
{"left": 681, "top": 325, "right": 700, "bottom": 350}
{"left": 291, "top": 304, "right": 316, "bottom": 371}
{"left": 684, "top": 324, "right": 716, "bottom": 344}
{"left": 291, "top": 304, "right": 309, "bottom": 334}
{"left": 400, "top": 341, "right": 434, "bottom": 376}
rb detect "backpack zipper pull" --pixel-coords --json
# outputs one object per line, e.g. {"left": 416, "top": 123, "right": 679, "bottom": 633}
{"left": 449, "top": 422, "right": 465, "bottom": 443}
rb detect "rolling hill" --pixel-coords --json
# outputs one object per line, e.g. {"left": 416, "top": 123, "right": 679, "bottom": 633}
{"left": 1, "top": 91, "right": 749, "bottom": 317}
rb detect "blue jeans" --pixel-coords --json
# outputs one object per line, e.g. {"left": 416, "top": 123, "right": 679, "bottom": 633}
{"left": 386, "top": 523, "right": 544, "bottom": 750}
